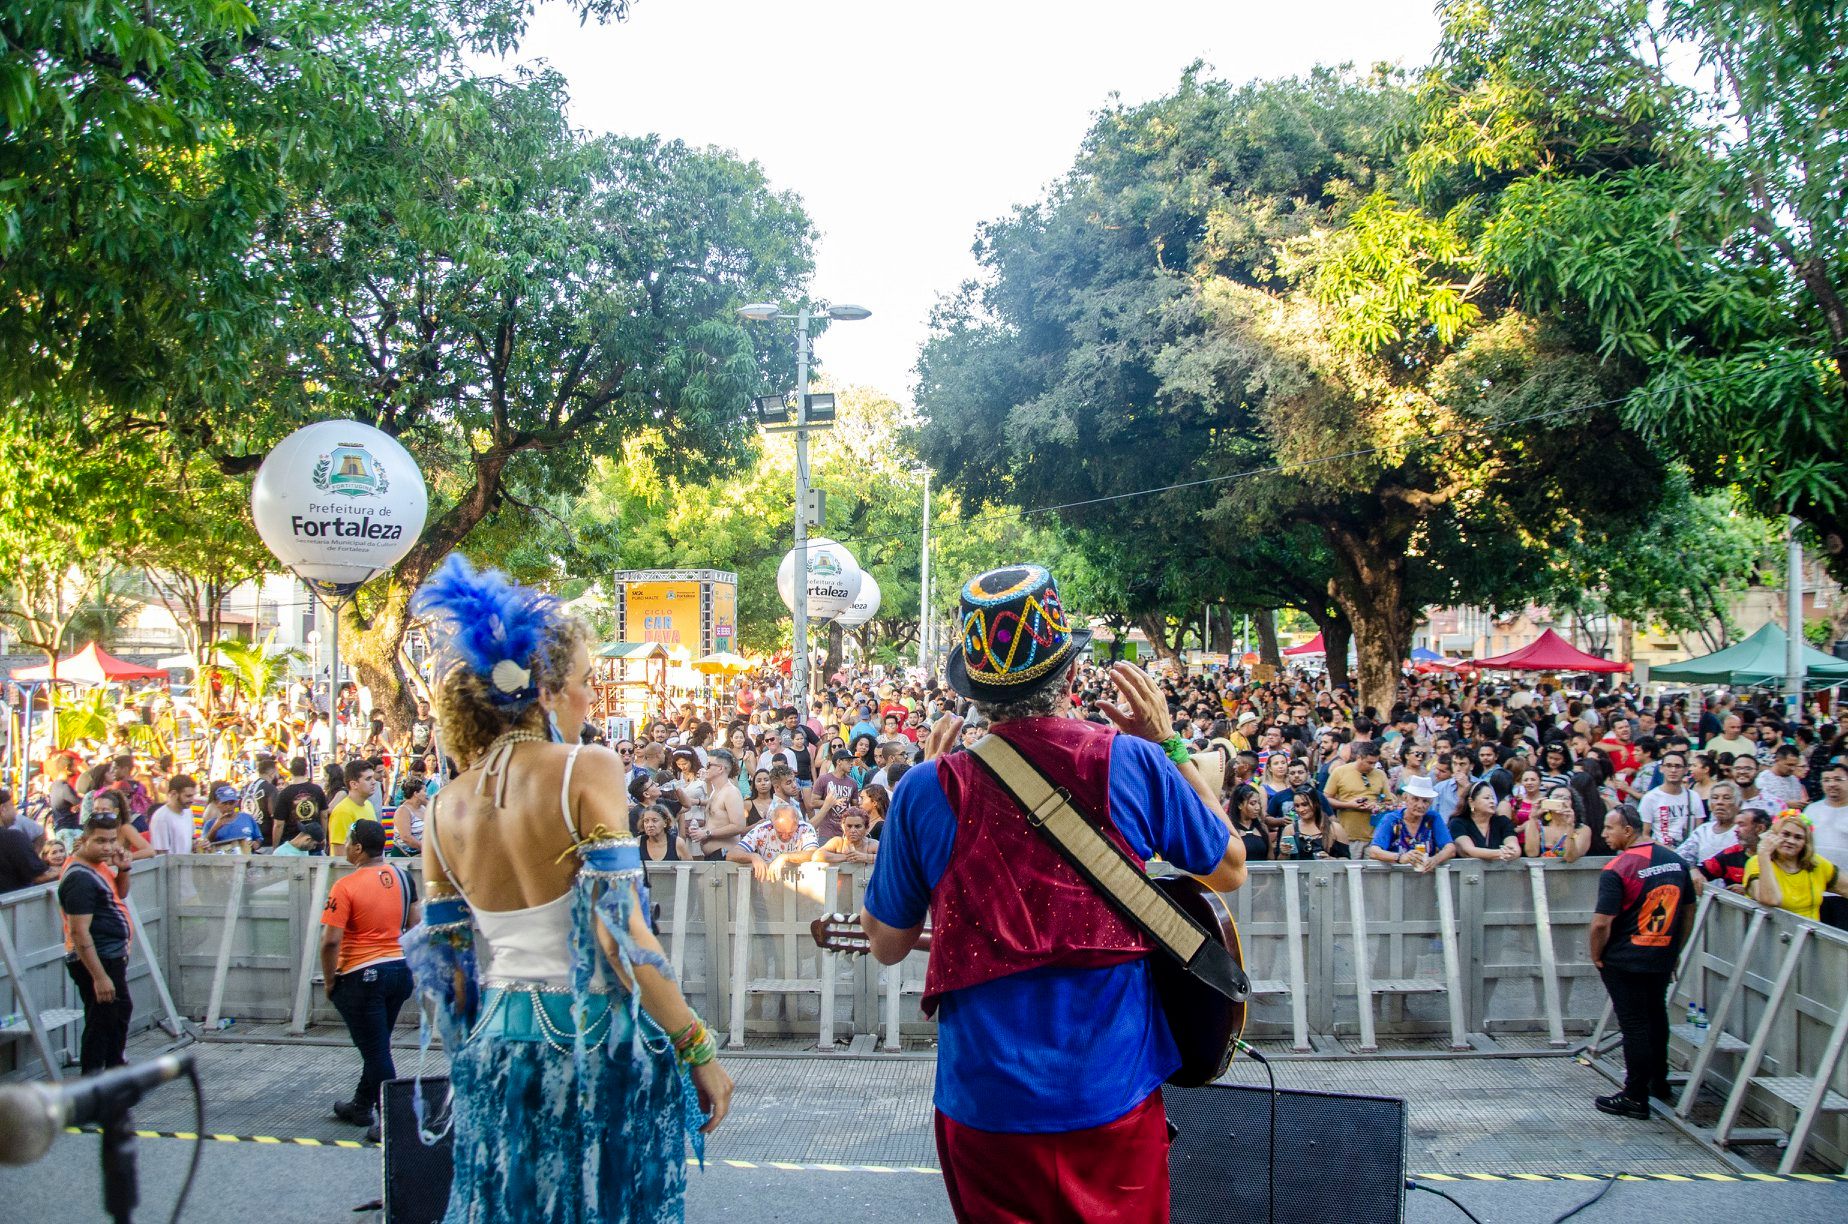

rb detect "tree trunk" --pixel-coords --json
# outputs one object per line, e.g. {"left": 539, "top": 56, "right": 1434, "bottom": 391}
{"left": 1254, "top": 609, "right": 1281, "bottom": 666}
{"left": 343, "top": 574, "right": 417, "bottom": 742}
{"left": 824, "top": 622, "right": 843, "bottom": 678}
{"left": 1102, "top": 616, "right": 1129, "bottom": 662}
{"left": 1134, "top": 614, "right": 1180, "bottom": 662}
{"left": 344, "top": 448, "right": 517, "bottom": 741}
{"left": 1208, "top": 605, "right": 1237, "bottom": 658}
{"left": 1324, "top": 522, "right": 1415, "bottom": 717}
{"left": 1316, "top": 611, "right": 1354, "bottom": 691}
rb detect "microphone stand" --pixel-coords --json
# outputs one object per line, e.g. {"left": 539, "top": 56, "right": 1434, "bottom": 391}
{"left": 100, "top": 1106, "right": 140, "bottom": 1224}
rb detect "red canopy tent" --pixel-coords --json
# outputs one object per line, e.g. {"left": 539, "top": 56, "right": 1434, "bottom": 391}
{"left": 10, "top": 641, "right": 170, "bottom": 684}
{"left": 1282, "top": 633, "right": 1325, "bottom": 657}
{"left": 1471, "top": 629, "right": 1629, "bottom": 673}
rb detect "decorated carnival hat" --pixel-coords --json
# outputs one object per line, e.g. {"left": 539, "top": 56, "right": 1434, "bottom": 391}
{"left": 945, "top": 564, "right": 1091, "bottom": 702}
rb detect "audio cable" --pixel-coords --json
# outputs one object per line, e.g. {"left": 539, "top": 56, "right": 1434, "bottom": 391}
{"left": 1408, "top": 1168, "right": 1627, "bottom": 1224}
{"left": 1234, "top": 1038, "right": 1276, "bottom": 1224}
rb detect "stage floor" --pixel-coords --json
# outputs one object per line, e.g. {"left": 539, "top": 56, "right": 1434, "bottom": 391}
{"left": 3, "top": 1028, "right": 1842, "bottom": 1222}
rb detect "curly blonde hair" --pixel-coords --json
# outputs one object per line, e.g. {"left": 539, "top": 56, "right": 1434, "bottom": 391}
{"left": 434, "top": 615, "right": 594, "bottom": 763}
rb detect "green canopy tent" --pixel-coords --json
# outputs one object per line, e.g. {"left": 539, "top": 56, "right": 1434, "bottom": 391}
{"left": 1649, "top": 623, "right": 1848, "bottom": 689}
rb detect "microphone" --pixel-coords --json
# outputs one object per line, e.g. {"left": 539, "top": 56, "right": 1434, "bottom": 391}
{"left": 0, "top": 1052, "right": 194, "bottom": 1166}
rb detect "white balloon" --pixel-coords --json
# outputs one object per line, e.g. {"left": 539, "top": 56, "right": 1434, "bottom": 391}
{"left": 776, "top": 538, "right": 863, "bottom": 623}
{"left": 835, "top": 571, "right": 882, "bottom": 629}
{"left": 250, "top": 420, "right": 428, "bottom": 591}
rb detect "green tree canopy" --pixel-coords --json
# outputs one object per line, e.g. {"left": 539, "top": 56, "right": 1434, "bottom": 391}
{"left": 915, "top": 66, "right": 1672, "bottom": 711}
{"left": 1409, "top": 0, "right": 1848, "bottom": 573}
{"left": 0, "top": 0, "right": 632, "bottom": 418}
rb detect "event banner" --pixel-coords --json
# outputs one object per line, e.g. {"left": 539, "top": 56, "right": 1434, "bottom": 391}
{"left": 625, "top": 581, "right": 700, "bottom": 648}
{"left": 712, "top": 582, "right": 737, "bottom": 654}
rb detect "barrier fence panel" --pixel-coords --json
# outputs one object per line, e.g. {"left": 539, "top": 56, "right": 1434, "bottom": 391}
{"left": 727, "top": 863, "right": 843, "bottom": 1048}
{"left": 1674, "top": 895, "right": 1762, "bottom": 1120}
{"left": 1327, "top": 863, "right": 1463, "bottom": 1051}
{"left": 1222, "top": 862, "right": 1310, "bottom": 1051}
{"left": 31, "top": 850, "right": 1848, "bottom": 1153}
{"left": 0, "top": 860, "right": 177, "bottom": 1078}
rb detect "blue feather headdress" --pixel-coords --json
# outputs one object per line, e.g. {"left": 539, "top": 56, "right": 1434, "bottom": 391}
{"left": 412, "top": 554, "right": 560, "bottom": 709}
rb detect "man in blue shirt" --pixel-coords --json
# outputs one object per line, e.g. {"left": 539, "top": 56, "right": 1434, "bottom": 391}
{"left": 1367, "top": 775, "right": 1457, "bottom": 873}
{"left": 861, "top": 564, "right": 1244, "bottom": 1224}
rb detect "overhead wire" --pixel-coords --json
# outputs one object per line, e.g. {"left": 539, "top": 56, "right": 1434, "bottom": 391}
{"left": 799, "top": 351, "right": 1817, "bottom": 559}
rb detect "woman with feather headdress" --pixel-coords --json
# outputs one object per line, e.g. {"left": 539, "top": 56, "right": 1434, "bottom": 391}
{"left": 400, "top": 555, "right": 731, "bottom": 1223}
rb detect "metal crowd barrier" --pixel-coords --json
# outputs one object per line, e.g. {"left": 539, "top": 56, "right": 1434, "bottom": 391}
{"left": 0, "top": 860, "right": 184, "bottom": 1078}
{"left": 1643, "top": 887, "right": 1848, "bottom": 1173}
{"left": 4, "top": 856, "right": 1844, "bottom": 1169}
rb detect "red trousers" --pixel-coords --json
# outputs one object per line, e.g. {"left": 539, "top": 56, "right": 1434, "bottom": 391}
{"left": 934, "top": 1089, "right": 1170, "bottom": 1224}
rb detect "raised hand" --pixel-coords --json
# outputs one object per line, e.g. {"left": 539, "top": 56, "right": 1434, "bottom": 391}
{"left": 1100, "top": 662, "right": 1175, "bottom": 744}
{"left": 923, "top": 714, "right": 964, "bottom": 761}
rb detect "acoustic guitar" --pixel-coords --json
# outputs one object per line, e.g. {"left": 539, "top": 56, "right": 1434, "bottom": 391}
{"left": 809, "top": 872, "right": 1246, "bottom": 1087}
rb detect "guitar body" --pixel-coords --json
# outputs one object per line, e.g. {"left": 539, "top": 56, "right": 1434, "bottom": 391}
{"left": 1148, "top": 874, "right": 1247, "bottom": 1087}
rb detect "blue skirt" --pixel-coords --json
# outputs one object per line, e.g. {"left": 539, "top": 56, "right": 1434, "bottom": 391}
{"left": 440, "top": 987, "right": 688, "bottom": 1224}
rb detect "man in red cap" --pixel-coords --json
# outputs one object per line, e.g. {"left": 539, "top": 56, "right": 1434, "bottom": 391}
{"left": 862, "top": 564, "right": 1246, "bottom": 1223}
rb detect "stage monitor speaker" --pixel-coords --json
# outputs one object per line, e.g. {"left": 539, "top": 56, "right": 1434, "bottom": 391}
{"left": 1167, "top": 1081, "right": 1406, "bottom": 1224}
{"left": 381, "top": 1077, "right": 454, "bottom": 1224}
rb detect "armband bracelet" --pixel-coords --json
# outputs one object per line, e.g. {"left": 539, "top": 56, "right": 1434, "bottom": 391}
{"left": 1160, "top": 735, "right": 1191, "bottom": 765}
{"left": 676, "top": 1026, "right": 717, "bottom": 1068}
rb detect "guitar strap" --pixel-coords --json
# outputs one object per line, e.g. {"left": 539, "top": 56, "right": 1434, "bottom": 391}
{"left": 971, "top": 736, "right": 1249, "bottom": 1004}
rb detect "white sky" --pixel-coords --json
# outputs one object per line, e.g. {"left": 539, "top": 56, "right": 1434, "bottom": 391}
{"left": 504, "top": 0, "right": 1443, "bottom": 402}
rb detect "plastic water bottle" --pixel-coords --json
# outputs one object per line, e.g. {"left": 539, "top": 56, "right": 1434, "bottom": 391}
{"left": 1695, "top": 1006, "right": 1709, "bottom": 1030}
{"left": 1686, "top": 1001, "right": 1699, "bottom": 1026}
{"left": 214, "top": 1017, "right": 236, "bottom": 1031}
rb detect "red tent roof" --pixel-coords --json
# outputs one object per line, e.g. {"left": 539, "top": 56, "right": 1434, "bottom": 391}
{"left": 11, "top": 642, "right": 171, "bottom": 684}
{"left": 1283, "top": 633, "right": 1325, "bottom": 656}
{"left": 1471, "top": 629, "right": 1629, "bottom": 673}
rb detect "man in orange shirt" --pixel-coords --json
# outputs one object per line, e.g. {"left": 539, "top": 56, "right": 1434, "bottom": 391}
{"left": 320, "top": 819, "right": 418, "bottom": 1139}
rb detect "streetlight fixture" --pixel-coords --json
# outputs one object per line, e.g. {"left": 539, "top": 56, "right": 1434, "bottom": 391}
{"left": 737, "top": 300, "right": 872, "bottom": 715}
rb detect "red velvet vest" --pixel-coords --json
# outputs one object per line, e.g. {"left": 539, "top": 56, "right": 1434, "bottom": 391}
{"left": 923, "top": 716, "right": 1153, "bottom": 1015}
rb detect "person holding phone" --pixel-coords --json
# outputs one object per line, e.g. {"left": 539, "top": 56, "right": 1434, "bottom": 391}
{"left": 809, "top": 750, "right": 861, "bottom": 841}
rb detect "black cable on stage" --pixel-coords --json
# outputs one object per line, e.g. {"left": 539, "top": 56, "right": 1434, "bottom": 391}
{"left": 1549, "top": 1171, "right": 1625, "bottom": 1222}
{"left": 1408, "top": 1179, "right": 1489, "bottom": 1224}
{"left": 1407, "top": 1169, "right": 1628, "bottom": 1224}
{"left": 168, "top": 1062, "right": 205, "bottom": 1224}
{"left": 1234, "top": 1039, "right": 1276, "bottom": 1224}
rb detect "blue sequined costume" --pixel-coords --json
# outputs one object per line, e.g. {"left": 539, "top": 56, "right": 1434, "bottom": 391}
{"left": 401, "top": 744, "right": 703, "bottom": 1224}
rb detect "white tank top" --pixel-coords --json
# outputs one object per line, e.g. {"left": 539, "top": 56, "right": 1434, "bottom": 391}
{"left": 426, "top": 744, "right": 584, "bottom": 986}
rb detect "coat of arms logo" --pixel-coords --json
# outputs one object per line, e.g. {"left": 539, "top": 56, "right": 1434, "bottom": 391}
{"left": 311, "top": 444, "right": 391, "bottom": 498}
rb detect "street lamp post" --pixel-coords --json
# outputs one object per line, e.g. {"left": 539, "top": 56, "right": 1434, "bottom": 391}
{"left": 740, "top": 300, "right": 871, "bottom": 715}
{"left": 1787, "top": 516, "right": 1805, "bottom": 716}
{"left": 918, "top": 469, "right": 932, "bottom": 674}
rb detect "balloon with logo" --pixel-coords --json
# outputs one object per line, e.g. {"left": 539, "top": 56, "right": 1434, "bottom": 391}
{"left": 834, "top": 571, "right": 882, "bottom": 630}
{"left": 250, "top": 420, "right": 428, "bottom": 598}
{"left": 776, "top": 538, "right": 863, "bottom": 624}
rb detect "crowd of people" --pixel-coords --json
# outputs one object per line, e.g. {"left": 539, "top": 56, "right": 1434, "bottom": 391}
{"left": 652, "top": 661, "right": 1847, "bottom": 926}
{"left": 11, "top": 656, "right": 1845, "bottom": 923}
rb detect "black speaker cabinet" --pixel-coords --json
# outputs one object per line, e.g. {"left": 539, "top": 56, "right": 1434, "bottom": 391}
{"left": 381, "top": 1077, "right": 454, "bottom": 1224}
{"left": 1166, "top": 1082, "right": 1406, "bottom": 1224}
